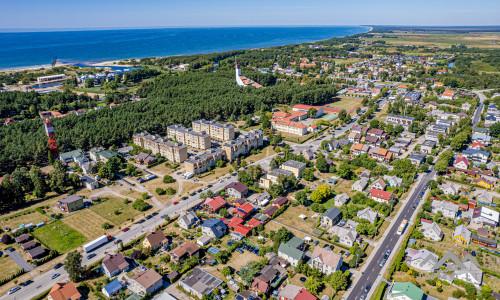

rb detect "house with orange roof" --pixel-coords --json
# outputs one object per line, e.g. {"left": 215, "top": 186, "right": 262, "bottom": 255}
{"left": 433, "top": 82, "right": 444, "bottom": 88}
{"left": 442, "top": 90, "right": 456, "bottom": 100}
{"left": 202, "top": 196, "right": 227, "bottom": 214}
{"left": 292, "top": 104, "right": 325, "bottom": 117}
{"left": 270, "top": 118, "right": 308, "bottom": 136}
{"left": 273, "top": 111, "right": 291, "bottom": 119}
{"left": 48, "top": 281, "right": 82, "bottom": 300}
{"left": 233, "top": 224, "right": 252, "bottom": 237}
{"left": 247, "top": 218, "right": 262, "bottom": 228}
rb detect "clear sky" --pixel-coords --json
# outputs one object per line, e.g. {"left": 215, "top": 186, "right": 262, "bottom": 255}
{"left": 2, "top": 0, "right": 500, "bottom": 30}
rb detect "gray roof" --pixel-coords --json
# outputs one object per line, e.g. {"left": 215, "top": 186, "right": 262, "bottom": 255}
{"left": 201, "top": 218, "right": 227, "bottom": 238}
{"left": 281, "top": 160, "right": 306, "bottom": 169}
{"left": 180, "top": 267, "right": 223, "bottom": 296}
{"left": 322, "top": 207, "right": 342, "bottom": 221}
{"left": 58, "top": 194, "right": 83, "bottom": 204}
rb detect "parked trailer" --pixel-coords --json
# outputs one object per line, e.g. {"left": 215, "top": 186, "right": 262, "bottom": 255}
{"left": 83, "top": 234, "right": 111, "bottom": 253}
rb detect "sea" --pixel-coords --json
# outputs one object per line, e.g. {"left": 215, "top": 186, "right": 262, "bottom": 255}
{"left": 0, "top": 26, "right": 369, "bottom": 71}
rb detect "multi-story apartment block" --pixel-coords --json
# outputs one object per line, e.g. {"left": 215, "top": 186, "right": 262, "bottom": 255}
{"left": 280, "top": 160, "right": 307, "bottom": 178}
{"left": 270, "top": 119, "right": 308, "bottom": 136}
{"left": 167, "top": 124, "right": 211, "bottom": 150}
{"left": 259, "top": 169, "right": 293, "bottom": 188}
{"left": 221, "top": 129, "right": 264, "bottom": 161}
{"left": 132, "top": 132, "right": 188, "bottom": 163}
{"left": 192, "top": 119, "right": 235, "bottom": 141}
{"left": 184, "top": 148, "right": 225, "bottom": 175}
{"left": 385, "top": 114, "right": 415, "bottom": 127}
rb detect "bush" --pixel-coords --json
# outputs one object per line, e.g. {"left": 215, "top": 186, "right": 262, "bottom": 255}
{"left": 101, "top": 222, "right": 112, "bottom": 229}
{"left": 165, "top": 187, "right": 176, "bottom": 195}
{"left": 163, "top": 175, "right": 176, "bottom": 184}
{"left": 156, "top": 188, "right": 166, "bottom": 195}
{"left": 132, "top": 199, "right": 150, "bottom": 211}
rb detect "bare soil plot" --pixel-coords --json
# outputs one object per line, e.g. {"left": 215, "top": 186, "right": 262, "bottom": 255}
{"left": 148, "top": 163, "right": 176, "bottom": 176}
{"left": 180, "top": 182, "right": 204, "bottom": 197}
{"left": 62, "top": 209, "right": 110, "bottom": 240}
{"left": 90, "top": 197, "right": 143, "bottom": 225}
{"left": 327, "top": 97, "right": 362, "bottom": 112}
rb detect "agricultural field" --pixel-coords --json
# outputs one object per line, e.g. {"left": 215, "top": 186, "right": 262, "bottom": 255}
{"left": 367, "top": 31, "right": 500, "bottom": 48}
{"left": 33, "top": 220, "right": 87, "bottom": 253}
{"left": 89, "top": 197, "right": 143, "bottom": 225}
{"left": 62, "top": 209, "right": 110, "bottom": 240}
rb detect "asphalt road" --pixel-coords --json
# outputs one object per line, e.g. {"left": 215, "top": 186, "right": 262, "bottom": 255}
{"left": 472, "top": 92, "right": 486, "bottom": 129}
{"left": 347, "top": 168, "right": 436, "bottom": 300}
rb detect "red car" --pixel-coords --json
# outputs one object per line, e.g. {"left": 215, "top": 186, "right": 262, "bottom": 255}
{"left": 173, "top": 201, "right": 179, "bottom": 205}
{"left": 122, "top": 227, "right": 130, "bottom": 232}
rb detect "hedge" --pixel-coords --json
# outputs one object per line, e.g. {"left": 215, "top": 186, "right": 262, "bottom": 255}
{"left": 371, "top": 281, "right": 388, "bottom": 300}
{"left": 31, "top": 288, "right": 51, "bottom": 300}
{"left": 0, "top": 268, "right": 24, "bottom": 286}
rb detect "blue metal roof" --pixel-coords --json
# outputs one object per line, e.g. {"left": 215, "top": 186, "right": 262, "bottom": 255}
{"left": 103, "top": 279, "right": 122, "bottom": 295}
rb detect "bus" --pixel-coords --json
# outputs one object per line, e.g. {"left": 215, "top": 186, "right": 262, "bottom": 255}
{"left": 397, "top": 219, "right": 408, "bottom": 235}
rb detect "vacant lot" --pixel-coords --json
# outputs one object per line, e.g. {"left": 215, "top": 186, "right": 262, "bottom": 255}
{"left": 1, "top": 211, "right": 47, "bottom": 230}
{"left": 90, "top": 197, "right": 141, "bottom": 225}
{"left": 62, "top": 209, "right": 110, "bottom": 240}
{"left": 33, "top": 220, "right": 87, "bottom": 253}
{"left": 0, "top": 256, "right": 22, "bottom": 282}
{"left": 327, "top": 97, "right": 362, "bottom": 112}
{"left": 274, "top": 205, "right": 318, "bottom": 233}
{"left": 142, "top": 178, "right": 179, "bottom": 204}
{"left": 181, "top": 182, "right": 204, "bottom": 197}
{"left": 200, "top": 164, "right": 233, "bottom": 183}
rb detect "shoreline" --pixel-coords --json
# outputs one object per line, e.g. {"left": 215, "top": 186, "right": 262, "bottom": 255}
{"left": 0, "top": 26, "right": 371, "bottom": 73}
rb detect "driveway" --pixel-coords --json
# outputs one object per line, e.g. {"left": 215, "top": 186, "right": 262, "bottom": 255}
{"left": 5, "top": 249, "right": 35, "bottom": 272}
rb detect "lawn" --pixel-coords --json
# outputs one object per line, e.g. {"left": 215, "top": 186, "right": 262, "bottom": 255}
{"left": 142, "top": 178, "right": 179, "bottom": 204}
{"left": 392, "top": 271, "right": 457, "bottom": 299}
{"left": 90, "top": 197, "right": 142, "bottom": 225}
{"left": 62, "top": 209, "right": 110, "bottom": 240}
{"left": 327, "top": 97, "right": 362, "bottom": 112}
{"left": 180, "top": 182, "right": 204, "bottom": 197}
{"left": 0, "top": 256, "right": 22, "bottom": 282}
{"left": 366, "top": 31, "right": 500, "bottom": 48}
{"left": 33, "top": 220, "right": 87, "bottom": 253}
{"left": 199, "top": 165, "right": 233, "bottom": 183}
{"left": 274, "top": 205, "right": 318, "bottom": 233}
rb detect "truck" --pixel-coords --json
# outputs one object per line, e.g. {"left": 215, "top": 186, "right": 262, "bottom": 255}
{"left": 83, "top": 234, "right": 112, "bottom": 253}
{"left": 397, "top": 219, "right": 408, "bottom": 235}
{"left": 145, "top": 174, "right": 156, "bottom": 180}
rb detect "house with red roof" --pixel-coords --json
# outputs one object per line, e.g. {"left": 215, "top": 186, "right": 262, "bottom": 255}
{"left": 273, "top": 197, "right": 290, "bottom": 209}
{"left": 454, "top": 157, "right": 470, "bottom": 170}
{"left": 369, "top": 189, "right": 395, "bottom": 204}
{"left": 202, "top": 196, "right": 227, "bottom": 214}
{"left": 232, "top": 202, "right": 255, "bottom": 220}
{"left": 292, "top": 104, "right": 325, "bottom": 118}
{"left": 233, "top": 224, "right": 252, "bottom": 237}
{"left": 278, "top": 284, "right": 317, "bottom": 300}
{"left": 227, "top": 217, "right": 244, "bottom": 229}
{"left": 247, "top": 218, "right": 262, "bottom": 228}
{"left": 471, "top": 142, "right": 485, "bottom": 150}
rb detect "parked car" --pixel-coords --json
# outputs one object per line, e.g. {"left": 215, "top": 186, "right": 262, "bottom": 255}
{"left": 152, "top": 212, "right": 159, "bottom": 216}
{"left": 236, "top": 248, "right": 243, "bottom": 254}
{"left": 173, "top": 201, "right": 179, "bottom": 205}
{"left": 384, "top": 250, "right": 391, "bottom": 259}
{"left": 122, "top": 227, "right": 130, "bottom": 232}
{"left": 50, "top": 273, "right": 60, "bottom": 279}
{"left": 344, "top": 251, "right": 350, "bottom": 257}
{"left": 313, "top": 240, "right": 319, "bottom": 246}
{"left": 145, "top": 215, "right": 152, "bottom": 220}
{"left": 361, "top": 293, "right": 367, "bottom": 300}
{"left": 365, "top": 285, "right": 371, "bottom": 293}
{"left": 379, "top": 259, "right": 387, "bottom": 266}
{"left": 138, "top": 219, "right": 145, "bottom": 224}
{"left": 87, "top": 254, "right": 96, "bottom": 259}
{"left": 53, "top": 263, "right": 63, "bottom": 270}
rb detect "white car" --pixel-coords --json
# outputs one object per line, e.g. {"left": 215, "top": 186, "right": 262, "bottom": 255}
{"left": 50, "top": 273, "right": 60, "bottom": 279}
{"left": 7, "top": 287, "right": 20, "bottom": 295}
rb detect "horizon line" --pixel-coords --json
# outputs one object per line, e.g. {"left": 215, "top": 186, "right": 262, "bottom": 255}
{"left": 1, "top": 24, "right": 500, "bottom": 33}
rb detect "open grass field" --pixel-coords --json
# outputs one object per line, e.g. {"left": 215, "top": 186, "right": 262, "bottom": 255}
{"left": 471, "top": 60, "right": 500, "bottom": 73}
{"left": 199, "top": 164, "right": 233, "bottom": 183}
{"left": 62, "top": 209, "right": 109, "bottom": 240}
{"left": 1, "top": 211, "right": 48, "bottom": 230}
{"left": 0, "top": 256, "right": 22, "bottom": 282}
{"left": 366, "top": 31, "right": 500, "bottom": 48}
{"left": 90, "top": 197, "right": 142, "bottom": 225}
{"left": 33, "top": 220, "right": 87, "bottom": 253}
{"left": 274, "top": 205, "right": 318, "bottom": 233}
{"left": 327, "top": 97, "right": 362, "bottom": 112}
{"left": 142, "top": 178, "right": 179, "bottom": 204}
{"left": 180, "top": 182, "right": 204, "bottom": 197}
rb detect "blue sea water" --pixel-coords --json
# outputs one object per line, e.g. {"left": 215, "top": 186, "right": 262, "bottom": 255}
{"left": 0, "top": 26, "right": 369, "bottom": 70}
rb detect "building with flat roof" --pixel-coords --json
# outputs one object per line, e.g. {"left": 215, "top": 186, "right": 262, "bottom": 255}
{"left": 184, "top": 148, "right": 225, "bottom": 174}
{"left": 259, "top": 169, "right": 293, "bottom": 188}
{"left": 385, "top": 114, "right": 415, "bottom": 127}
{"left": 37, "top": 74, "right": 66, "bottom": 83}
{"left": 280, "top": 160, "right": 307, "bottom": 178}
{"left": 221, "top": 129, "right": 263, "bottom": 161}
{"left": 167, "top": 124, "right": 211, "bottom": 150}
{"left": 133, "top": 132, "right": 188, "bottom": 163}
{"left": 192, "top": 119, "right": 235, "bottom": 141}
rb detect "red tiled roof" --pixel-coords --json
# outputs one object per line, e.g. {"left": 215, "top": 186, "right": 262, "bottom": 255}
{"left": 369, "top": 189, "right": 393, "bottom": 201}
{"left": 227, "top": 217, "right": 244, "bottom": 228}
{"left": 203, "top": 196, "right": 227, "bottom": 211}
{"left": 49, "top": 281, "right": 82, "bottom": 300}
{"left": 247, "top": 218, "right": 261, "bottom": 228}
{"left": 233, "top": 224, "right": 252, "bottom": 237}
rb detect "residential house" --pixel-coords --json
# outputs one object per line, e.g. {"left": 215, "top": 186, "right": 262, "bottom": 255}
{"left": 135, "top": 152, "right": 157, "bottom": 165}
{"left": 15, "top": 234, "right": 30, "bottom": 244}
{"left": 408, "top": 151, "right": 426, "bottom": 165}
{"left": 320, "top": 207, "right": 342, "bottom": 228}
{"left": 370, "top": 178, "right": 387, "bottom": 191}
{"left": 102, "top": 279, "right": 122, "bottom": 298}
{"left": 129, "top": 269, "right": 163, "bottom": 296}
{"left": 273, "top": 197, "right": 290, "bottom": 209}
{"left": 278, "top": 239, "right": 305, "bottom": 266}
{"left": 259, "top": 169, "right": 294, "bottom": 188}
{"left": 89, "top": 147, "right": 117, "bottom": 163}
{"left": 405, "top": 249, "right": 439, "bottom": 272}
{"left": 262, "top": 206, "right": 279, "bottom": 218}
{"left": 356, "top": 207, "right": 378, "bottom": 224}
{"left": 453, "top": 224, "right": 471, "bottom": 245}
{"left": 471, "top": 142, "right": 485, "bottom": 150}
{"left": 472, "top": 133, "right": 491, "bottom": 145}
{"left": 367, "top": 128, "right": 387, "bottom": 140}
{"left": 280, "top": 160, "right": 307, "bottom": 178}
{"left": 179, "top": 267, "right": 223, "bottom": 298}
{"left": 334, "top": 193, "right": 350, "bottom": 207}
{"left": 48, "top": 281, "right": 82, "bottom": 300}
{"left": 385, "top": 114, "right": 415, "bottom": 127}
{"left": 308, "top": 247, "right": 343, "bottom": 275}
{"left": 102, "top": 253, "right": 130, "bottom": 278}
{"left": 303, "top": 149, "right": 315, "bottom": 160}
{"left": 178, "top": 211, "right": 200, "bottom": 230}
{"left": 462, "top": 148, "right": 489, "bottom": 165}
{"left": 420, "top": 140, "right": 436, "bottom": 154}
{"left": 364, "top": 135, "right": 382, "bottom": 147}
{"left": 28, "top": 246, "right": 45, "bottom": 260}
{"left": 278, "top": 284, "right": 317, "bottom": 300}
{"left": 369, "top": 189, "right": 394, "bottom": 204}
{"left": 233, "top": 202, "right": 255, "bottom": 219}
{"left": 453, "top": 261, "right": 483, "bottom": 287}
{"left": 472, "top": 177, "right": 494, "bottom": 189}
{"left": 252, "top": 264, "right": 286, "bottom": 295}
{"left": 333, "top": 226, "right": 358, "bottom": 247}
{"left": 477, "top": 190, "right": 493, "bottom": 206}
{"left": 56, "top": 195, "right": 84, "bottom": 213}
{"left": 201, "top": 218, "right": 227, "bottom": 239}
{"left": 360, "top": 170, "right": 371, "bottom": 179}
{"left": 236, "top": 291, "right": 263, "bottom": 300}
{"left": 386, "top": 282, "right": 424, "bottom": 300}
{"left": 81, "top": 175, "right": 99, "bottom": 190}
{"left": 383, "top": 175, "right": 403, "bottom": 188}
{"left": 351, "top": 125, "right": 369, "bottom": 134}
{"left": 420, "top": 221, "right": 444, "bottom": 241}
{"left": 454, "top": 157, "right": 470, "bottom": 170}
{"left": 431, "top": 200, "right": 459, "bottom": 218}
{"left": 462, "top": 102, "right": 472, "bottom": 111}
{"left": 202, "top": 196, "right": 227, "bottom": 214}
{"left": 351, "top": 178, "right": 368, "bottom": 192}
{"left": 327, "top": 138, "right": 349, "bottom": 151}
{"left": 225, "top": 182, "right": 249, "bottom": 199}
{"left": 441, "top": 182, "right": 460, "bottom": 195}
{"left": 142, "top": 230, "right": 169, "bottom": 251}
{"left": 472, "top": 207, "right": 499, "bottom": 228}
{"left": 170, "top": 242, "right": 200, "bottom": 262}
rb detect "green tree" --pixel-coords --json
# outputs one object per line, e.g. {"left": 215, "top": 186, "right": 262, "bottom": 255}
{"left": 302, "top": 169, "right": 315, "bottom": 181}
{"left": 305, "top": 277, "right": 324, "bottom": 294}
{"left": 221, "top": 266, "right": 232, "bottom": 277}
{"left": 330, "top": 270, "right": 349, "bottom": 291}
{"left": 337, "top": 163, "right": 353, "bottom": 179}
{"left": 315, "top": 156, "right": 328, "bottom": 172}
{"left": 132, "top": 199, "right": 150, "bottom": 211}
{"left": 295, "top": 190, "right": 308, "bottom": 205}
{"left": 64, "top": 251, "right": 83, "bottom": 282}
{"left": 163, "top": 175, "right": 176, "bottom": 183}
{"left": 29, "top": 166, "right": 47, "bottom": 198}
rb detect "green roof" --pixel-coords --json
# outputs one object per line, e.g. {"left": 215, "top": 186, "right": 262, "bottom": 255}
{"left": 475, "top": 127, "right": 489, "bottom": 133}
{"left": 278, "top": 243, "right": 304, "bottom": 261}
{"left": 286, "top": 236, "right": 304, "bottom": 249}
{"left": 322, "top": 114, "right": 338, "bottom": 121}
{"left": 98, "top": 149, "right": 117, "bottom": 160}
{"left": 59, "top": 149, "right": 83, "bottom": 160}
{"left": 125, "top": 293, "right": 142, "bottom": 300}
{"left": 391, "top": 282, "right": 424, "bottom": 300}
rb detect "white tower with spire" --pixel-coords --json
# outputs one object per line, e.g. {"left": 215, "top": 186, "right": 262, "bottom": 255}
{"left": 235, "top": 58, "right": 245, "bottom": 86}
